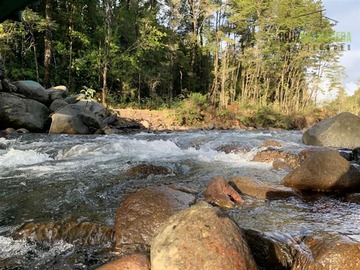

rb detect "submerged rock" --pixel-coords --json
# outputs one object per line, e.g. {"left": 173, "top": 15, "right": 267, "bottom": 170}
{"left": 203, "top": 176, "right": 244, "bottom": 208}
{"left": 252, "top": 149, "right": 301, "bottom": 169}
{"left": 302, "top": 112, "right": 360, "bottom": 148}
{"left": 113, "top": 186, "right": 195, "bottom": 255}
{"left": 125, "top": 164, "right": 173, "bottom": 177}
{"left": 231, "top": 176, "right": 300, "bottom": 200}
{"left": 151, "top": 201, "right": 257, "bottom": 270}
{"left": 14, "top": 221, "right": 114, "bottom": 246}
{"left": 283, "top": 150, "right": 360, "bottom": 192}
{"left": 292, "top": 233, "right": 360, "bottom": 270}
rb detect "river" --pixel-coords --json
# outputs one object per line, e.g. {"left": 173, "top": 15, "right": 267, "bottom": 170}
{"left": 0, "top": 130, "right": 359, "bottom": 269}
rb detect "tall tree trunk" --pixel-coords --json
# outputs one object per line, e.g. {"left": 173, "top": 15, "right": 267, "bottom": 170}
{"left": 43, "top": 0, "right": 52, "bottom": 88}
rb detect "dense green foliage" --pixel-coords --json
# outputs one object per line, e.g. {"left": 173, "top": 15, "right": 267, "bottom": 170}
{"left": 0, "top": 0, "right": 346, "bottom": 112}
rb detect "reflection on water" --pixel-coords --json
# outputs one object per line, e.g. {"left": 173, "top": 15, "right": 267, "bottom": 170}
{"left": 0, "top": 130, "right": 359, "bottom": 268}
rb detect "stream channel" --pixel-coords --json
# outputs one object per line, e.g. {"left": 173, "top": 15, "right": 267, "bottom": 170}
{"left": 0, "top": 130, "right": 359, "bottom": 269}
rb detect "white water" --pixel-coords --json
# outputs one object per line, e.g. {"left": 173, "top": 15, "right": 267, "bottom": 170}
{"left": 0, "top": 130, "right": 359, "bottom": 268}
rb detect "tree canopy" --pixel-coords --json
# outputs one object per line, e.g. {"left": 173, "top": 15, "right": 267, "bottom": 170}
{"left": 0, "top": 0, "right": 346, "bottom": 111}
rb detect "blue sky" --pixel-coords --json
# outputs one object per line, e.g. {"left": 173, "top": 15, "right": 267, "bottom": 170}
{"left": 322, "top": 0, "right": 360, "bottom": 95}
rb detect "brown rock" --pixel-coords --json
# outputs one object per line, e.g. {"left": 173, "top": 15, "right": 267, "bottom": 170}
{"left": 14, "top": 221, "right": 114, "bottom": 245}
{"left": 252, "top": 149, "right": 301, "bottom": 169}
{"left": 216, "top": 144, "right": 251, "bottom": 154}
{"left": 114, "top": 186, "right": 195, "bottom": 255}
{"left": 344, "top": 193, "right": 360, "bottom": 203}
{"left": 203, "top": 176, "right": 244, "bottom": 208}
{"left": 272, "top": 159, "right": 293, "bottom": 172}
{"left": 151, "top": 202, "right": 257, "bottom": 270}
{"left": 244, "top": 229, "right": 302, "bottom": 270}
{"left": 292, "top": 233, "right": 360, "bottom": 270}
{"left": 260, "top": 140, "right": 283, "bottom": 148}
{"left": 230, "top": 176, "right": 300, "bottom": 200}
{"left": 97, "top": 253, "right": 150, "bottom": 270}
{"left": 125, "top": 164, "right": 172, "bottom": 177}
{"left": 283, "top": 150, "right": 360, "bottom": 192}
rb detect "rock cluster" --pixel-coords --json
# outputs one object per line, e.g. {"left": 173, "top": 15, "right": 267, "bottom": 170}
{"left": 0, "top": 80, "right": 143, "bottom": 135}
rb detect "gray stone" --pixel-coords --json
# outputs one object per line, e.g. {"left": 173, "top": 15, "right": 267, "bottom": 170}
{"left": 0, "top": 92, "right": 49, "bottom": 131}
{"left": 47, "top": 85, "right": 68, "bottom": 101}
{"left": 49, "top": 99, "right": 68, "bottom": 112}
{"left": 49, "top": 104, "right": 102, "bottom": 134}
{"left": 302, "top": 112, "right": 360, "bottom": 148}
{"left": 75, "top": 100, "right": 107, "bottom": 121}
{"left": 12, "top": 80, "right": 50, "bottom": 105}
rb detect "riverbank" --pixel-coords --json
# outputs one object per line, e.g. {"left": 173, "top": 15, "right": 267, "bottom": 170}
{"left": 114, "top": 107, "right": 336, "bottom": 131}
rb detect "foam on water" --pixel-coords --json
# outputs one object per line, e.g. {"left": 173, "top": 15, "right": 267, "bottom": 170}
{"left": 0, "top": 236, "right": 31, "bottom": 259}
{"left": 0, "top": 148, "right": 53, "bottom": 169}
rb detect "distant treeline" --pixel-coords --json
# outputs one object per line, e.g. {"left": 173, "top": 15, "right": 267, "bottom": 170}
{"left": 0, "top": 0, "right": 344, "bottom": 111}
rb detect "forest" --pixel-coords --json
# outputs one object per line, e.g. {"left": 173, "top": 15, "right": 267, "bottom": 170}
{"left": 0, "top": 0, "right": 354, "bottom": 120}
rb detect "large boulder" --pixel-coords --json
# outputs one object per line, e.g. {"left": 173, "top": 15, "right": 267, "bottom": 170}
{"left": 283, "top": 150, "right": 360, "bottom": 192}
{"left": 302, "top": 112, "right": 360, "bottom": 148}
{"left": 0, "top": 92, "right": 49, "bottom": 131}
{"left": 12, "top": 80, "right": 50, "bottom": 105}
{"left": 75, "top": 100, "right": 107, "bottom": 121}
{"left": 49, "top": 104, "right": 102, "bottom": 134}
{"left": 151, "top": 202, "right": 257, "bottom": 270}
{"left": 114, "top": 186, "right": 195, "bottom": 255}
{"left": 292, "top": 233, "right": 360, "bottom": 270}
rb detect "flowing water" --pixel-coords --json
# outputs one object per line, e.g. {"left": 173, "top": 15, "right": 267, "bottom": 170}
{"left": 0, "top": 130, "right": 359, "bottom": 269}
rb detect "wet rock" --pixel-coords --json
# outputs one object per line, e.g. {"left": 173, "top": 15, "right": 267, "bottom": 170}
{"left": 272, "top": 158, "right": 293, "bottom": 172}
{"left": 353, "top": 147, "right": 360, "bottom": 161}
{"left": 292, "top": 233, "right": 360, "bottom": 270}
{"left": 244, "top": 229, "right": 305, "bottom": 270}
{"left": 49, "top": 98, "right": 68, "bottom": 112}
{"left": 16, "top": 128, "right": 29, "bottom": 134}
{"left": 97, "top": 253, "right": 150, "bottom": 270}
{"left": 125, "top": 164, "right": 172, "bottom": 177}
{"left": 114, "top": 186, "right": 195, "bottom": 255}
{"left": 14, "top": 221, "right": 114, "bottom": 246}
{"left": 49, "top": 104, "right": 102, "bottom": 134}
{"left": 252, "top": 149, "right": 301, "bottom": 169}
{"left": 298, "top": 147, "right": 331, "bottom": 160}
{"left": 151, "top": 201, "right": 257, "bottom": 270}
{"left": 5, "top": 127, "right": 17, "bottom": 136}
{"left": 260, "top": 140, "right": 283, "bottom": 148}
{"left": 215, "top": 144, "right": 251, "bottom": 154}
{"left": 203, "top": 176, "right": 244, "bottom": 208}
{"left": 344, "top": 193, "right": 360, "bottom": 203}
{"left": 230, "top": 176, "right": 300, "bottom": 199}
{"left": 283, "top": 150, "right": 360, "bottom": 192}
{"left": 12, "top": 80, "right": 50, "bottom": 105}
{"left": 0, "top": 92, "right": 49, "bottom": 132}
{"left": 302, "top": 112, "right": 360, "bottom": 148}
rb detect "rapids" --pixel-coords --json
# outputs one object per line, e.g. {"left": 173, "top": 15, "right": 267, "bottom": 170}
{"left": 0, "top": 130, "right": 359, "bottom": 268}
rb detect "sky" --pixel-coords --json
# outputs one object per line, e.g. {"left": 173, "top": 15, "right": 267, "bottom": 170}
{"left": 322, "top": 0, "right": 360, "bottom": 97}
